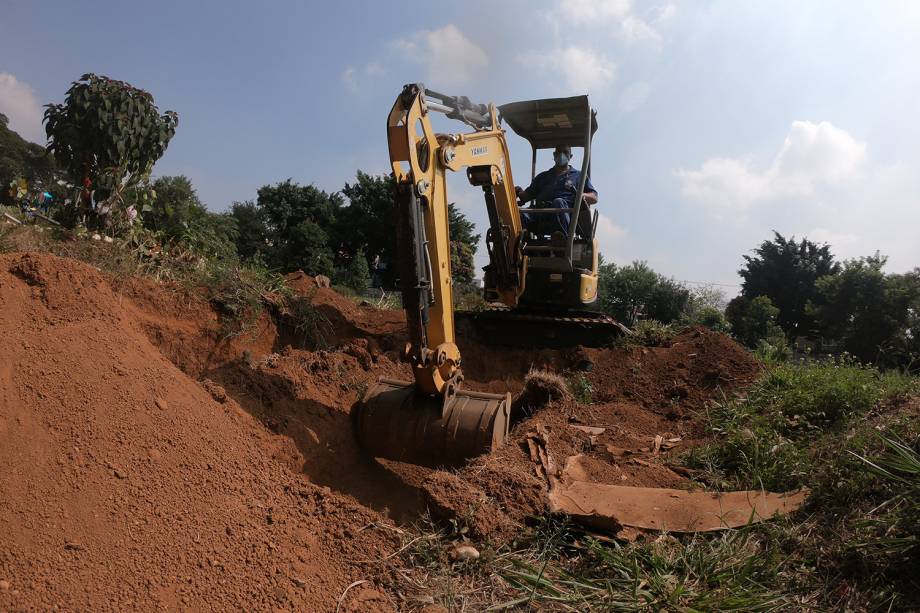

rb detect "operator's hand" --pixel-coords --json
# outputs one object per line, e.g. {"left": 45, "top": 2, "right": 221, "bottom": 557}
{"left": 515, "top": 186, "right": 525, "bottom": 204}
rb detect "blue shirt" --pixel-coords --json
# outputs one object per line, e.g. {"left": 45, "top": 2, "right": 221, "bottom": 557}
{"left": 526, "top": 166, "right": 596, "bottom": 205}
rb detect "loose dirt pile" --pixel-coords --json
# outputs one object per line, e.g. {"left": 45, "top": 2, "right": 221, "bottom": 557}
{"left": 0, "top": 254, "right": 398, "bottom": 611}
{"left": 0, "top": 254, "right": 763, "bottom": 609}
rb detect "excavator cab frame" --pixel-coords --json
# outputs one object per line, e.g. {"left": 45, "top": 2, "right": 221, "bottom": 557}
{"left": 498, "top": 96, "right": 599, "bottom": 271}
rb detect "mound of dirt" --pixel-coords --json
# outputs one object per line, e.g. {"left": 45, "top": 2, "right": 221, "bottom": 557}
{"left": 0, "top": 253, "right": 398, "bottom": 611}
{"left": 583, "top": 327, "right": 762, "bottom": 415}
{"left": 285, "top": 271, "right": 405, "bottom": 352}
{"left": 145, "top": 272, "right": 761, "bottom": 544}
{"left": 419, "top": 328, "right": 763, "bottom": 540}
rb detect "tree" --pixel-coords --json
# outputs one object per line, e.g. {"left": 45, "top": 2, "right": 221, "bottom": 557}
{"left": 230, "top": 200, "right": 268, "bottom": 261}
{"left": 683, "top": 306, "right": 731, "bottom": 334}
{"left": 1, "top": 113, "right": 59, "bottom": 206}
{"left": 727, "top": 295, "right": 787, "bottom": 349}
{"left": 256, "top": 179, "right": 340, "bottom": 275}
{"left": 133, "top": 175, "right": 236, "bottom": 258}
{"left": 810, "top": 255, "right": 920, "bottom": 366}
{"left": 598, "top": 260, "right": 691, "bottom": 325}
{"left": 336, "top": 172, "right": 481, "bottom": 287}
{"left": 679, "top": 286, "right": 731, "bottom": 332}
{"left": 732, "top": 232, "right": 839, "bottom": 337}
{"left": 43, "top": 73, "right": 178, "bottom": 230}
{"left": 341, "top": 248, "right": 371, "bottom": 294}
{"left": 140, "top": 176, "right": 204, "bottom": 237}
{"left": 336, "top": 172, "right": 398, "bottom": 285}
{"left": 448, "top": 202, "right": 480, "bottom": 286}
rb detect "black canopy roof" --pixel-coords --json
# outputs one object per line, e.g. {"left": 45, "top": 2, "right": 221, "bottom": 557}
{"left": 498, "top": 95, "right": 597, "bottom": 149}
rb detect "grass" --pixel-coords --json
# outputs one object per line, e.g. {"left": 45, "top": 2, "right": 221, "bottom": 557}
{"left": 625, "top": 319, "right": 677, "bottom": 347}
{"left": 681, "top": 358, "right": 920, "bottom": 610}
{"left": 387, "top": 358, "right": 919, "bottom": 612}
{"left": 686, "top": 359, "right": 917, "bottom": 491}
{"left": 281, "top": 294, "right": 334, "bottom": 349}
{"left": 390, "top": 515, "right": 801, "bottom": 612}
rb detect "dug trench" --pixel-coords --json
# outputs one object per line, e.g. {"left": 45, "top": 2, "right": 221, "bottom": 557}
{"left": 119, "top": 265, "right": 763, "bottom": 539}
{"left": 0, "top": 252, "right": 763, "bottom": 608}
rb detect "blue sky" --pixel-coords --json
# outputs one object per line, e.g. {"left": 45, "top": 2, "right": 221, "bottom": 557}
{"left": 3, "top": 1, "right": 920, "bottom": 290}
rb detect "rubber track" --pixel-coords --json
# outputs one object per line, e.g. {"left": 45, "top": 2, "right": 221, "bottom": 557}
{"left": 456, "top": 307, "right": 631, "bottom": 348}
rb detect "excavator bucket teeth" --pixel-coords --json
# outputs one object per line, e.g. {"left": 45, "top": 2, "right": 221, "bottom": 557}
{"left": 355, "top": 378, "right": 511, "bottom": 468}
{"left": 456, "top": 309, "right": 630, "bottom": 348}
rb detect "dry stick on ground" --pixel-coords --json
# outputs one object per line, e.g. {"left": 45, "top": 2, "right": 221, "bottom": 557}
{"left": 335, "top": 579, "right": 369, "bottom": 613}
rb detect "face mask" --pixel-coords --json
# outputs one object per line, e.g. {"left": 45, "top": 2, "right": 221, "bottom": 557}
{"left": 554, "top": 152, "right": 569, "bottom": 167}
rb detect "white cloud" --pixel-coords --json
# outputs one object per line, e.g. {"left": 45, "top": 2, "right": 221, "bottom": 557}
{"left": 0, "top": 73, "right": 44, "bottom": 143}
{"left": 393, "top": 24, "right": 488, "bottom": 88}
{"left": 551, "top": 0, "right": 663, "bottom": 43}
{"left": 341, "top": 62, "right": 387, "bottom": 92}
{"left": 805, "top": 161, "right": 920, "bottom": 270}
{"left": 677, "top": 121, "right": 867, "bottom": 209}
{"left": 677, "top": 122, "right": 920, "bottom": 272}
{"left": 517, "top": 46, "right": 615, "bottom": 93}
{"left": 620, "top": 15, "right": 661, "bottom": 43}
{"left": 564, "top": 0, "right": 632, "bottom": 23}
{"left": 595, "top": 212, "right": 628, "bottom": 260}
{"left": 365, "top": 62, "right": 384, "bottom": 76}
{"left": 807, "top": 227, "right": 859, "bottom": 248}
{"left": 654, "top": 3, "right": 677, "bottom": 23}
{"left": 341, "top": 67, "right": 358, "bottom": 92}
{"left": 618, "top": 81, "right": 650, "bottom": 112}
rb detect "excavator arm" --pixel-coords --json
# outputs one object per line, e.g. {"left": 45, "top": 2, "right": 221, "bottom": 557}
{"left": 386, "top": 84, "right": 528, "bottom": 394}
{"left": 356, "top": 84, "right": 519, "bottom": 467}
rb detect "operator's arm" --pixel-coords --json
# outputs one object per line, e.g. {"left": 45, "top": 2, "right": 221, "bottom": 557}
{"left": 515, "top": 186, "right": 532, "bottom": 204}
{"left": 516, "top": 171, "right": 546, "bottom": 204}
{"left": 582, "top": 173, "right": 598, "bottom": 205}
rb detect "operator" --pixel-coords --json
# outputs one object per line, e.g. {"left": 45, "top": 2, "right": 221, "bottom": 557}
{"left": 515, "top": 144, "right": 597, "bottom": 235}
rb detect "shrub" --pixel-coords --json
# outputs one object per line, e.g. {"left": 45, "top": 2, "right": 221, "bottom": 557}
{"left": 629, "top": 319, "right": 675, "bottom": 347}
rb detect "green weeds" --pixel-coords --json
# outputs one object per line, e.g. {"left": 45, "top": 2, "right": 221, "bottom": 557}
{"left": 627, "top": 319, "right": 676, "bottom": 347}
{"left": 686, "top": 359, "right": 917, "bottom": 491}
{"left": 568, "top": 373, "right": 594, "bottom": 404}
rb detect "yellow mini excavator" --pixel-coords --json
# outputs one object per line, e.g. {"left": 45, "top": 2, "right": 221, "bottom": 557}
{"left": 356, "top": 84, "right": 626, "bottom": 468}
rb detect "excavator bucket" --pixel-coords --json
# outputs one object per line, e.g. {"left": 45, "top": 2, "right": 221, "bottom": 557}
{"left": 355, "top": 378, "right": 511, "bottom": 468}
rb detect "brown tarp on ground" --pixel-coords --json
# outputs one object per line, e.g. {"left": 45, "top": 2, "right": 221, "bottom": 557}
{"left": 548, "top": 481, "right": 809, "bottom": 534}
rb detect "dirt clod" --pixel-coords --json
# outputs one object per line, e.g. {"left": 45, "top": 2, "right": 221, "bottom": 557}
{"left": 449, "top": 544, "right": 480, "bottom": 561}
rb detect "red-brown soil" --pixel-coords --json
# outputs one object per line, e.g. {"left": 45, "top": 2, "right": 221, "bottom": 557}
{"left": 0, "top": 253, "right": 763, "bottom": 609}
{"left": 0, "top": 254, "right": 398, "bottom": 611}
{"left": 285, "top": 271, "right": 405, "bottom": 352}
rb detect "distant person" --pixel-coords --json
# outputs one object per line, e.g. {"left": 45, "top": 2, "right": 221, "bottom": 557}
{"left": 515, "top": 144, "right": 597, "bottom": 235}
